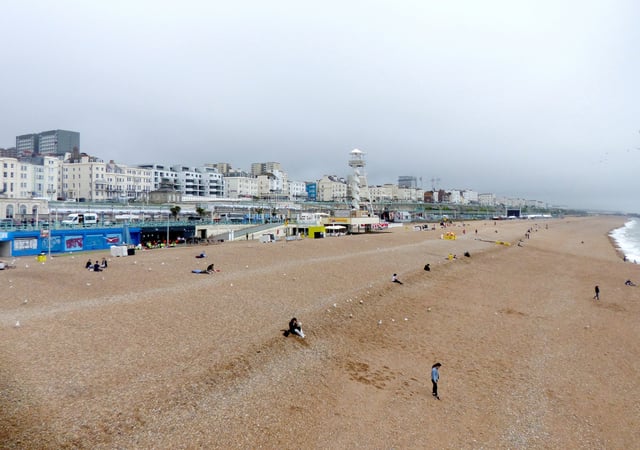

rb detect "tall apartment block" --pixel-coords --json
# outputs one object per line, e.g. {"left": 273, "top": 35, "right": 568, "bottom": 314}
{"left": 251, "top": 162, "right": 282, "bottom": 177}
{"left": 16, "top": 130, "right": 80, "bottom": 156}
{"left": 398, "top": 176, "right": 418, "bottom": 189}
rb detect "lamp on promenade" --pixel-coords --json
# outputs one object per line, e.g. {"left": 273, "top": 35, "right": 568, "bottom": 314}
{"left": 166, "top": 207, "right": 170, "bottom": 247}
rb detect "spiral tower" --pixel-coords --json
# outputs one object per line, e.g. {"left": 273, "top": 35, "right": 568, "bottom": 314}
{"left": 348, "top": 148, "right": 372, "bottom": 214}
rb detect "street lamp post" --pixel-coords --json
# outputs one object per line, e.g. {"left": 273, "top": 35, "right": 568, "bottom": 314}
{"left": 166, "top": 208, "right": 170, "bottom": 247}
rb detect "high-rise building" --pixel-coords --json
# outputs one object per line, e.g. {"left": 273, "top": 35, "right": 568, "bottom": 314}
{"left": 15, "top": 134, "right": 38, "bottom": 156}
{"left": 251, "top": 162, "right": 282, "bottom": 177}
{"left": 16, "top": 130, "right": 80, "bottom": 156}
{"left": 398, "top": 176, "right": 418, "bottom": 189}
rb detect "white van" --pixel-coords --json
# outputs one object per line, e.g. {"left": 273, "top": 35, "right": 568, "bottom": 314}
{"left": 61, "top": 213, "right": 99, "bottom": 226}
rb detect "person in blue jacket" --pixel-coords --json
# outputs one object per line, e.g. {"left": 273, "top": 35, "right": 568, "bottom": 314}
{"left": 431, "top": 362, "right": 442, "bottom": 400}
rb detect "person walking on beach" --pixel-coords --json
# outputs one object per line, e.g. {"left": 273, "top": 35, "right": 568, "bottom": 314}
{"left": 392, "top": 273, "right": 403, "bottom": 284}
{"left": 431, "top": 363, "right": 442, "bottom": 400}
{"left": 593, "top": 285, "right": 600, "bottom": 300}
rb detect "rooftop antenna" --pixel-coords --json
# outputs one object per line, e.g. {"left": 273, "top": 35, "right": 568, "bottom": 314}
{"left": 431, "top": 177, "right": 441, "bottom": 191}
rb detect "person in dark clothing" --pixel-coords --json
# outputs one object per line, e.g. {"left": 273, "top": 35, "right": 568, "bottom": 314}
{"left": 593, "top": 285, "right": 600, "bottom": 300}
{"left": 424, "top": 264, "right": 431, "bottom": 272}
{"left": 431, "top": 362, "right": 442, "bottom": 400}
{"left": 85, "top": 259, "right": 92, "bottom": 269}
{"left": 286, "top": 317, "right": 305, "bottom": 338}
{"left": 93, "top": 261, "right": 102, "bottom": 272}
{"left": 192, "top": 263, "right": 215, "bottom": 274}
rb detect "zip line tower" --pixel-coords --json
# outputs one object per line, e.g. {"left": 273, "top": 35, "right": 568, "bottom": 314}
{"left": 348, "top": 148, "right": 373, "bottom": 215}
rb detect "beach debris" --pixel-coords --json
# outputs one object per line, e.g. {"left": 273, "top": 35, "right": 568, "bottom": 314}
{"left": 404, "top": 317, "right": 408, "bottom": 321}
{"left": 86, "top": 282, "right": 91, "bottom": 286}
{"left": 148, "top": 267, "right": 152, "bottom": 271}
{"left": 349, "top": 313, "right": 353, "bottom": 318}
{"left": 359, "top": 300, "right": 364, "bottom": 304}
{"left": 333, "top": 303, "right": 337, "bottom": 308}
{"left": 134, "top": 261, "right": 137, "bottom": 264}
{"left": 22, "top": 299, "right": 28, "bottom": 305}
{"left": 427, "top": 307, "right": 431, "bottom": 312}
{"left": 246, "top": 265, "right": 249, "bottom": 268}
{"left": 14, "top": 320, "right": 20, "bottom": 328}
{"left": 391, "top": 318, "right": 395, "bottom": 322}
{"left": 230, "top": 283, "right": 233, "bottom": 287}
{"left": 25, "top": 264, "right": 29, "bottom": 268}
{"left": 378, "top": 320, "right": 382, "bottom": 325}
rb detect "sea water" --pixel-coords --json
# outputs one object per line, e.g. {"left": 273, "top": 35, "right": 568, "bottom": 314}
{"left": 610, "top": 219, "right": 640, "bottom": 263}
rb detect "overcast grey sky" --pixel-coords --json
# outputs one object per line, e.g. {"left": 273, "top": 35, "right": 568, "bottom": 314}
{"left": 1, "top": 0, "right": 639, "bottom": 212}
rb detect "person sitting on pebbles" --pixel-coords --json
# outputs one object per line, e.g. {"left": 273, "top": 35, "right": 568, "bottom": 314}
{"left": 285, "top": 317, "right": 305, "bottom": 338}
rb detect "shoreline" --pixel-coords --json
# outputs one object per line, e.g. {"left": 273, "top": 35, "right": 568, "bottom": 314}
{"left": 2, "top": 215, "right": 639, "bottom": 448}
{"left": 608, "top": 217, "right": 640, "bottom": 263}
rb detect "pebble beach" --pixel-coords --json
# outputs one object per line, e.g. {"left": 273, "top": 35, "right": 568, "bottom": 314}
{"left": 1, "top": 216, "right": 639, "bottom": 449}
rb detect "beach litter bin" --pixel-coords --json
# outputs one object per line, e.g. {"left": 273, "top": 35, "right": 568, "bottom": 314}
{"left": 37, "top": 253, "right": 46, "bottom": 263}
{"left": 127, "top": 247, "right": 136, "bottom": 256}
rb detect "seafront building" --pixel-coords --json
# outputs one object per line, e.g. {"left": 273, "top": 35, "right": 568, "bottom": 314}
{"left": 1, "top": 151, "right": 503, "bottom": 208}
{"left": 16, "top": 130, "right": 80, "bottom": 157}
{"left": 0, "top": 130, "right": 557, "bottom": 227}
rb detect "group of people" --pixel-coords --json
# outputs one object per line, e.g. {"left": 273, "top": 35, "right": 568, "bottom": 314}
{"left": 86, "top": 257, "right": 108, "bottom": 272}
{"left": 593, "top": 279, "right": 636, "bottom": 300}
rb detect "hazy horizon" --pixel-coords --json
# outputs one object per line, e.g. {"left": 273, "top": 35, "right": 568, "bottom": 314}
{"left": 1, "top": 1, "right": 638, "bottom": 213}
